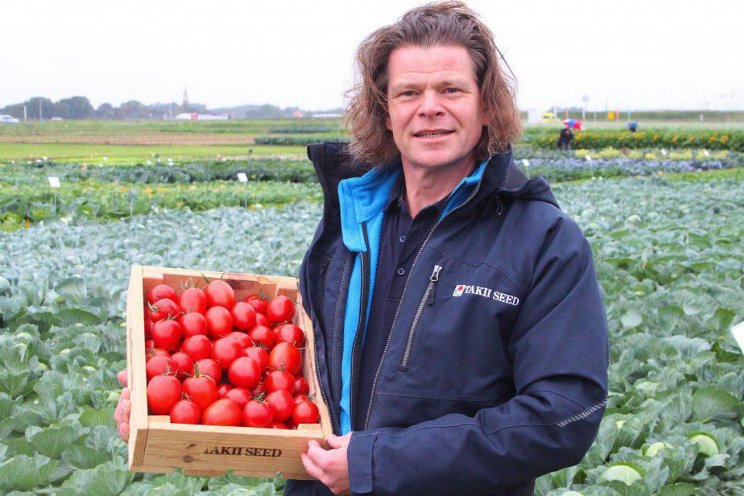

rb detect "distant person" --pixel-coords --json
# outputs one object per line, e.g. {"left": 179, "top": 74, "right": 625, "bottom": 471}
{"left": 627, "top": 121, "right": 638, "bottom": 133}
{"left": 558, "top": 122, "right": 574, "bottom": 150}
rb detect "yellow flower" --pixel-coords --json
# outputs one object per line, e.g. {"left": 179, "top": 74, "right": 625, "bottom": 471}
{"left": 721, "top": 135, "right": 729, "bottom": 143}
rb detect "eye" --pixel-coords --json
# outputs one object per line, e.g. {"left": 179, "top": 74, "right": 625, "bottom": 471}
{"left": 444, "top": 87, "right": 460, "bottom": 94}
{"left": 400, "top": 90, "right": 416, "bottom": 97}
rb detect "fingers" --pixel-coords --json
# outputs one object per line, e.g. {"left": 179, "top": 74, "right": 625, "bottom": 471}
{"left": 118, "top": 422, "right": 130, "bottom": 441}
{"left": 114, "top": 398, "right": 131, "bottom": 424}
{"left": 121, "top": 387, "right": 130, "bottom": 400}
{"left": 301, "top": 441, "right": 325, "bottom": 482}
{"left": 117, "top": 370, "right": 128, "bottom": 387}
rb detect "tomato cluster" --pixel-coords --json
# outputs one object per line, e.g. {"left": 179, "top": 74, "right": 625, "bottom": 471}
{"left": 143, "top": 280, "right": 320, "bottom": 429}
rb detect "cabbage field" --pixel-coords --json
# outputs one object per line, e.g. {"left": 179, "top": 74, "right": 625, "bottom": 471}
{"left": 0, "top": 124, "right": 743, "bottom": 495}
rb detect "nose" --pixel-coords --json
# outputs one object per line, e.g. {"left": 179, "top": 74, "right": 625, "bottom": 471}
{"left": 418, "top": 90, "right": 444, "bottom": 118}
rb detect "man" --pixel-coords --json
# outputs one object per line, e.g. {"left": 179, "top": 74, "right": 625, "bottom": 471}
{"left": 292, "top": 2, "right": 608, "bottom": 495}
{"left": 116, "top": 2, "right": 608, "bottom": 494}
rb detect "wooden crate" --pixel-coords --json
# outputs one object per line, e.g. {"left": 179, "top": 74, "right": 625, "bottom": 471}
{"left": 126, "top": 264, "right": 332, "bottom": 479}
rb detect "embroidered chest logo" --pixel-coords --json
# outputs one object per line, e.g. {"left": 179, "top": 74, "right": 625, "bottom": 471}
{"left": 452, "top": 284, "right": 520, "bottom": 306}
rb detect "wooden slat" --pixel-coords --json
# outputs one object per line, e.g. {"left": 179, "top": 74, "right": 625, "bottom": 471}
{"left": 127, "top": 264, "right": 150, "bottom": 469}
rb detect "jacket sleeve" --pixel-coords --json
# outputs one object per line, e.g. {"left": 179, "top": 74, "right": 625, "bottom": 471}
{"left": 347, "top": 216, "right": 609, "bottom": 495}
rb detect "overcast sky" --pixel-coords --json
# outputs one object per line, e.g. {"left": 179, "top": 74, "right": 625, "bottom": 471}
{"left": 1, "top": 0, "right": 742, "bottom": 111}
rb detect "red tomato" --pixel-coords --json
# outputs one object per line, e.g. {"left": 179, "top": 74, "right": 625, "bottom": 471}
{"left": 228, "top": 357, "right": 261, "bottom": 389}
{"left": 205, "top": 280, "right": 236, "bottom": 309}
{"left": 195, "top": 359, "right": 222, "bottom": 383}
{"left": 264, "top": 370, "right": 295, "bottom": 393}
{"left": 170, "top": 400, "right": 201, "bottom": 424}
{"left": 226, "top": 331, "right": 252, "bottom": 349}
{"left": 202, "top": 398, "right": 242, "bottom": 426}
{"left": 148, "top": 298, "right": 181, "bottom": 322}
{"left": 182, "top": 374, "right": 218, "bottom": 412}
{"left": 293, "top": 398, "right": 320, "bottom": 424}
{"left": 293, "top": 394, "right": 309, "bottom": 405}
{"left": 216, "top": 383, "right": 233, "bottom": 398}
{"left": 252, "top": 382, "right": 266, "bottom": 397}
{"left": 146, "top": 355, "right": 178, "bottom": 381}
{"left": 225, "top": 387, "right": 252, "bottom": 408}
{"left": 272, "top": 421, "right": 290, "bottom": 429}
{"left": 145, "top": 339, "right": 155, "bottom": 352}
{"left": 211, "top": 338, "right": 244, "bottom": 369}
{"left": 276, "top": 324, "right": 306, "bottom": 347}
{"left": 243, "top": 400, "right": 275, "bottom": 428}
{"left": 293, "top": 377, "right": 310, "bottom": 396}
{"left": 171, "top": 352, "right": 194, "bottom": 379}
{"left": 231, "top": 302, "right": 257, "bottom": 331}
{"left": 249, "top": 325, "right": 275, "bottom": 349}
{"left": 206, "top": 306, "right": 233, "bottom": 339}
{"left": 181, "top": 335, "right": 212, "bottom": 361}
{"left": 148, "top": 284, "right": 177, "bottom": 304}
{"left": 269, "top": 342, "right": 302, "bottom": 375}
{"left": 266, "top": 295, "right": 295, "bottom": 324}
{"left": 255, "top": 313, "right": 270, "bottom": 328}
{"left": 151, "top": 319, "right": 183, "bottom": 351}
{"left": 244, "top": 294, "right": 269, "bottom": 314}
{"left": 179, "top": 312, "right": 207, "bottom": 337}
{"left": 146, "top": 347, "right": 168, "bottom": 362}
{"left": 144, "top": 316, "right": 152, "bottom": 339}
{"left": 179, "top": 287, "right": 207, "bottom": 314}
{"left": 244, "top": 346, "right": 269, "bottom": 371}
{"left": 147, "top": 375, "right": 181, "bottom": 415}
{"left": 265, "top": 390, "right": 294, "bottom": 421}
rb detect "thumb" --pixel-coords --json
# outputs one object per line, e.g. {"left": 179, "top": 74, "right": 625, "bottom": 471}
{"left": 326, "top": 433, "right": 350, "bottom": 449}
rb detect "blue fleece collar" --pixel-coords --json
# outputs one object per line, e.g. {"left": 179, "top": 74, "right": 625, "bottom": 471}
{"left": 338, "top": 160, "right": 488, "bottom": 253}
{"left": 338, "top": 165, "right": 401, "bottom": 253}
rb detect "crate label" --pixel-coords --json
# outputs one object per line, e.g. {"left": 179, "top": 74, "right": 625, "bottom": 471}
{"left": 203, "top": 446, "right": 283, "bottom": 457}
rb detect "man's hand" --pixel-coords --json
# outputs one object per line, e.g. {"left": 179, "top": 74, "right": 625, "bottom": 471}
{"left": 114, "top": 369, "right": 131, "bottom": 441}
{"left": 301, "top": 433, "right": 352, "bottom": 495}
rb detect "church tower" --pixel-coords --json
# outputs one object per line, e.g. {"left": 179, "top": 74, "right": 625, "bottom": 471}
{"left": 182, "top": 87, "right": 190, "bottom": 110}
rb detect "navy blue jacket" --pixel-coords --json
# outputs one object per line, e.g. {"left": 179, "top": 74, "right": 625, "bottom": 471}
{"left": 287, "top": 143, "right": 609, "bottom": 496}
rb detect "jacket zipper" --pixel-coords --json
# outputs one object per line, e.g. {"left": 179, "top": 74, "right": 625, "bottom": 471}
{"left": 400, "top": 264, "right": 441, "bottom": 371}
{"left": 317, "top": 256, "right": 332, "bottom": 311}
{"left": 310, "top": 253, "right": 349, "bottom": 435}
{"left": 349, "top": 223, "right": 371, "bottom": 430}
{"left": 363, "top": 180, "right": 486, "bottom": 430}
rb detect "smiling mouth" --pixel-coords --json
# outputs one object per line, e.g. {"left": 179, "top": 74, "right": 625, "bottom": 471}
{"left": 414, "top": 130, "right": 454, "bottom": 137}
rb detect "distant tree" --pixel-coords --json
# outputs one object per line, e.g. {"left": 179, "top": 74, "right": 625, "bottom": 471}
{"left": 95, "top": 103, "right": 115, "bottom": 120}
{"left": 150, "top": 102, "right": 179, "bottom": 119}
{"left": 57, "top": 96, "right": 94, "bottom": 119}
{"left": 26, "top": 97, "right": 55, "bottom": 120}
{"left": 0, "top": 103, "right": 25, "bottom": 119}
{"left": 119, "top": 100, "right": 150, "bottom": 120}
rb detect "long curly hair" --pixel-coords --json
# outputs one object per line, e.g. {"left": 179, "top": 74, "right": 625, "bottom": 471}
{"left": 344, "top": 1, "right": 522, "bottom": 166}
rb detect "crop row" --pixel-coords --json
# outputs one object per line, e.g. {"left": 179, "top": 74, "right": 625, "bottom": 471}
{"left": 0, "top": 180, "right": 322, "bottom": 232}
{"left": 0, "top": 173, "right": 742, "bottom": 494}
{"left": 3, "top": 159, "right": 318, "bottom": 186}
{"left": 525, "top": 128, "right": 744, "bottom": 152}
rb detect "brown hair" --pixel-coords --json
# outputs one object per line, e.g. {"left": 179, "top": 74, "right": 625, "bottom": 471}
{"left": 345, "top": 1, "right": 522, "bottom": 166}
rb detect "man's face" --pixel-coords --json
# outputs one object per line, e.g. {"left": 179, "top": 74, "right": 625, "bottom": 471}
{"left": 385, "top": 44, "right": 486, "bottom": 174}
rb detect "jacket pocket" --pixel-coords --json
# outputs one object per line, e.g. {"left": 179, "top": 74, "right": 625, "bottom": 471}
{"left": 400, "top": 264, "right": 442, "bottom": 371}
